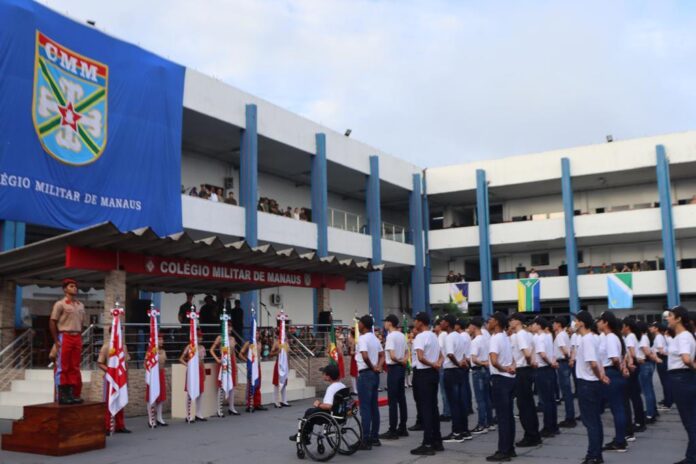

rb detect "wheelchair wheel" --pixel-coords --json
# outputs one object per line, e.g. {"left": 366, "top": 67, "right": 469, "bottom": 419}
{"left": 335, "top": 411, "right": 362, "bottom": 455}
{"left": 300, "top": 414, "right": 340, "bottom": 462}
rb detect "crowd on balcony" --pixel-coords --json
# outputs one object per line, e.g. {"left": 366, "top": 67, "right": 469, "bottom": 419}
{"left": 258, "top": 197, "right": 312, "bottom": 222}
{"left": 183, "top": 185, "right": 238, "bottom": 205}
{"left": 589, "top": 260, "right": 652, "bottom": 274}
{"left": 445, "top": 270, "right": 466, "bottom": 283}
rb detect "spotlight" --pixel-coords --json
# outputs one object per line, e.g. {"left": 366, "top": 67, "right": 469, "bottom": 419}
{"left": 606, "top": 135, "right": 613, "bottom": 143}
{"left": 344, "top": 129, "right": 352, "bottom": 137}
{"left": 86, "top": 20, "right": 96, "bottom": 26}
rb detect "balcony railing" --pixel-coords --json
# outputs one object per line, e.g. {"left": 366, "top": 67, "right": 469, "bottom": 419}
{"left": 328, "top": 207, "right": 407, "bottom": 243}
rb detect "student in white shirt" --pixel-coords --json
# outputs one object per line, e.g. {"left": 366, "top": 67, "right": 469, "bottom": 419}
{"left": 621, "top": 318, "right": 646, "bottom": 433}
{"left": 467, "top": 317, "right": 493, "bottom": 434}
{"left": 486, "top": 312, "right": 516, "bottom": 462}
{"left": 531, "top": 316, "right": 559, "bottom": 437}
{"left": 289, "top": 364, "right": 346, "bottom": 442}
{"left": 552, "top": 316, "right": 576, "bottom": 428}
{"left": 574, "top": 311, "right": 609, "bottom": 464}
{"left": 666, "top": 306, "right": 696, "bottom": 464}
{"left": 597, "top": 311, "right": 628, "bottom": 453}
{"left": 380, "top": 314, "right": 409, "bottom": 440}
{"left": 635, "top": 320, "right": 660, "bottom": 422}
{"left": 434, "top": 322, "right": 451, "bottom": 421}
{"left": 440, "top": 315, "right": 471, "bottom": 442}
{"left": 649, "top": 322, "right": 672, "bottom": 410}
{"left": 410, "top": 312, "right": 444, "bottom": 456}
{"left": 508, "top": 313, "right": 541, "bottom": 447}
{"left": 355, "top": 314, "right": 384, "bottom": 450}
{"left": 455, "top": 319, "right": 474, "bottom": 419}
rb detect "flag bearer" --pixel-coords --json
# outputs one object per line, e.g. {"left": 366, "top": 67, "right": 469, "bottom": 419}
{"left": 98, "top": 324, "right": 131, "bottom": 434}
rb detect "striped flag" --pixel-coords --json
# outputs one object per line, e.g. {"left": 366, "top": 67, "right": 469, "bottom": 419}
{"left": 144, "top": 305, "right": 160, "bottom": 406}
{"left": 186, "top": 308, "right": 201, "bottom": 400}
{"left": 327, "top": 318, "right": 345, "bottom": 378}
{"left": 106, "top": 305, "right": 128, "bottom": 416}
{"left": 518, "top": 278, "right": 540, "bottom": 312}
{"left": 218, "top": 309, "right": 234, "bottom": 394}
{"left": 247, "top": 308, "right": 260, "bottom": 399}
{"left": 277, "top": 311, "right": 289, "bottom": 386}
{"left": 608, "top": 273, "right": 633, "bottom": 309}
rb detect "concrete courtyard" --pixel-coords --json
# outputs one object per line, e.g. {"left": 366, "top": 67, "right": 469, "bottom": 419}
{"left": 0, "top": 390, "right": 689, "bottom": 464}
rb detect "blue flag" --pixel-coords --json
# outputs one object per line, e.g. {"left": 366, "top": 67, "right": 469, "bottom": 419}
{"left": 0, "top": 0, "right": 184, "bottom": 236}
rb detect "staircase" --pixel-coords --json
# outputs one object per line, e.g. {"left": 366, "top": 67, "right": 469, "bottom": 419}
{"left": 237, "top": 361, "right": 315, "bottom": 404}
{"left": 0, "top": 369, "right": 92, "bottom": 419}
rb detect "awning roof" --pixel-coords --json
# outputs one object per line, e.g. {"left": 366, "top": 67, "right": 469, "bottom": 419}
{"left": 0, "top": 222, "right": 382, "bottom": 293}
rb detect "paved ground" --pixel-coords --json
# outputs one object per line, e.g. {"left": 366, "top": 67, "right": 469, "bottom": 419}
{"left": 0, "top": 391, "right": 689, "bottom": 464}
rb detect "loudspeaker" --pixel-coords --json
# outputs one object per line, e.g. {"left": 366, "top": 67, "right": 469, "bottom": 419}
{"left": 127, "top": 299, "right": 150, "bottom": 324}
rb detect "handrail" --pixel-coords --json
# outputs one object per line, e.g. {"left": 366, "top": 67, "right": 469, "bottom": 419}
{"left": 0, "top": 330, "right": 33, "bottom": 359}
{"left": 290, "top": 334, "right": 315, "bottom": 358}
{"left": 0, "top": 329, "right": 34, "bottom": 392}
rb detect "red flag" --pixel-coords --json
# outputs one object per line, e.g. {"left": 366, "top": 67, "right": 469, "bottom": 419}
{"left": 106, "top": 306, "right": 128, "bottom": 416}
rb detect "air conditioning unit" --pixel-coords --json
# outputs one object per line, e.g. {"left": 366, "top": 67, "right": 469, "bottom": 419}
{"left": 224, "top": 177, "right": 234, "bottom": 190}
{"left": 270, "top": 293, "right": 282, "bottom": 306}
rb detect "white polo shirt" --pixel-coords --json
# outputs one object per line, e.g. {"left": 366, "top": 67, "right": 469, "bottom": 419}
{"left": 653, "top": 333, "right": 667, "bottom": 355}
{"left": 624, "top": 333, "right": 639, "bottom": 360}
{"left": 554, "top": 330, "right": 570, "bottom": 360}
{"left": 470, "top": 334, "right": 488, "bottom": 366}
{"left": 458, "top": 330, "right": 472, "bottom": 361}
{"left": 511, "top": 329, "right": 533, "bottom": 368}
{"left": 355, "top": 331, "right": 382, "bottom": 371}
{"left": 323, "top": 381, "right": 347, "bottom": 405}
{"left": 636, "top": 334, "right": 650, "bottom": 361}
{"left": 533, "top": 332, "right": 553, "bottom": 367}
{"left": 384, "top": 330, "right": 407, "bottom": 365}
{"left": 413, "top": 330, "right": 440, "bottom": 369}
{"left": 604, "top": 332, "right": 623, "bottom": 367}
{"left": 575, "top": 332, "right": 599, "bottom": 381}
{"left": 443, "top": 331, "right": 465, "bottom": 369}
{"left": 667, "top": 331, "right": 696, "bottom": 370}
{"left": 488, "top": 332, "right": 515, "bottom": 378}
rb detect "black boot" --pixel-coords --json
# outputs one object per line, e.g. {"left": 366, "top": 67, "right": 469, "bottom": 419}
{"left": 64, "top": 386, "right": 82, "bottom": 405}
{"left": 57, "top": 385, "right": 72, "bottom": 405}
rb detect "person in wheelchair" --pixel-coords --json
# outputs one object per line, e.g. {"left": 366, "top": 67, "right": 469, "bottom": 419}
{"left": 289, "top": 363, "right": 346, "bottom": 442}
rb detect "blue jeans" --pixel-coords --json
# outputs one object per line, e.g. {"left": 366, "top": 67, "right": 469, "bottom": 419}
{"left": 656, "top": 355, "right": 672, "bottom": 407}
{"left": 639, "top": 361, "right": 657, "bottom": 418}
{"left": 472, "top": 368, "right": 491, "bottom": 427}
{"left": 670, "top": 370, "right": 696, "bottom": 464}
{"left": 386, "top": 364, "right": 408, "bottom": 432}
{"left": 557, "top": 361, "right": 575, "bottom": 421}
{"left": 439, "top": 368, "right": 450, "bottom": 416}
{"left": 578, "top": 379, "right": 603, "bottom": 461}
{"left": 603, "top": 367, "right": 627, "bottom": 446}
{"left": 357, "top": 370, "right": 380, "bottom": 442}
{"left": 535, "top": 366, "right": 558, "bottom": 431}
{"left": 491, "top": 375, "right": 515, "bottom": 455}
{"left": 443, "top": 368, "right": 467, "bottom": 434}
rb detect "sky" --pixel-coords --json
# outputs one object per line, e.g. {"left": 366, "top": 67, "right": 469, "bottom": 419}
{"left": 37, "top": 0, "right": 696, "bottom": 168}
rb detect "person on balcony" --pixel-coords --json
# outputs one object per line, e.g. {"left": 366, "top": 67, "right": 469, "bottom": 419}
{"left": 50, "top": 278, "right": 87, "bottom": 405}
{"left": 528, "top": 268, "right": 539, "bottom": 279}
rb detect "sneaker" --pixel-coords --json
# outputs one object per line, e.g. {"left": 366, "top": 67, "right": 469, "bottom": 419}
{"left": 358, "top": 442, "right": 372, "bottom": 451}
{"left": 486, "top": 452, "right": 512, "bottom": 462}
{"left": 379, "top": 431, "right": 399, "bottom": 440}
{"left": 657, "top": 404, "right": 671, "bottom": 411}
{"left": 646, "top": 417, "right": 657, "bottom": 425}
{"left": 472, "top": 425, "right": 488, "bottom": 434}
{"left": 516, "top": 437, "right": 542, "bottom": 447}
{"left": 634, "top": 424, "right": 647, "bottom": 433}
{"left": 408, "top": 423, "right": 424, "bottom": 431}
{"left": 559, "top": 419, "right": 577, "bottom": 428}
{"left": 397, "top": 428, "right": 409, "bottom": 437}
{"left": 461, "top": 431, "right": 473, "bottom": 440}
{"left": 433, "top": 442, "right": 445, "bottom": 452}
{"left": 580, "top": 459, "right": 604, "bottom": 464}
{"left": 443, "top": 433, "right": 465, "bottom": 443}
{"left": 625, "top": 434, "right": 636, "bottom": 442}
{"left": 371, "top": 438, "right": 381, "bottom": 447}
{"left": 439, "top": 415, "right": 452, "bottom": 422}
{"left": 540, "top": 429, "right": 556, "bottom": 438}
{"left": 488, "top": 424, "right": 497, "bottom": 431}
{"left": 410, "top": 445, "right": 435, "bottom": 456}
{"left": 603, "top": 441, "right": 628, "bottom": 452}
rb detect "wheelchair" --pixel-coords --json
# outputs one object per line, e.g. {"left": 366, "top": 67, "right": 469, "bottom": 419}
{"left": 293, "top": 388, "right": 362, "bottom": 461}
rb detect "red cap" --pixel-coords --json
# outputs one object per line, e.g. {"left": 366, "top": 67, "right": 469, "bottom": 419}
{"left": 62, "top": 278, "right": 77, "bottom": 288}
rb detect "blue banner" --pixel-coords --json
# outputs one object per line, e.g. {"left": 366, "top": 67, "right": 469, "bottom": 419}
{"left": 0, "top": 0, "right": 184, "bottom": 236}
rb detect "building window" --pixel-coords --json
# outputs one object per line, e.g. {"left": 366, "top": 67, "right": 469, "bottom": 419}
{"left": 531, "top": 253, "right": 549, "bottom": 266}
{"left": 577, "top": 250, "right": 584, "bottom": 263}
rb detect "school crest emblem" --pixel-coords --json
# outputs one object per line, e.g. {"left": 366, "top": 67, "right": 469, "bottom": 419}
{"left": 33, "top": 31, "right": 108, "bottom": 165}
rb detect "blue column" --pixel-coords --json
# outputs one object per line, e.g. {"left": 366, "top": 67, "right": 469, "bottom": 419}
{"left": 312, "top": 133, "right": 329, "bottom": 328}
{"left": 240, "top": 104, "right": 258, "bottom": 337}
{"left": 366, "top": 155, "right": 383, "bottom": 321}
{"left": 1, "top": 221, "right": 25, "bottom": 328}
{"left": 656, "top": 145, "right": 680, "bottom": 307}
{"left": 476, "top": 170, "right": 493, "bottom": 318}
{"left": 421, "top": 174, "right": 431, "bottom": 313}
{"left": 561, "top": 158, "right": 580, "bottom": 315}
{"left": 410, "top": 173, "right": 426, "bottom": 315}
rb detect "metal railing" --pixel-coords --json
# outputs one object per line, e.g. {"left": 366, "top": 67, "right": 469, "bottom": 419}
{"left": 287, "top": 334, "right": 315, "bottom": 381}
{"left": 0, "top": 330, "right": 33, "bottom": 392}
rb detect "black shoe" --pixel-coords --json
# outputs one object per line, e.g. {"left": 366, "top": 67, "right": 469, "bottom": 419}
{"left": 603, "top": 441, "right": 627, "bottom": 452}
{"left": 433, "top": 442, "right": 445, "bottom": 452}
{"left": 516, "top": 437, "right": 542, "bottom": 447}
{"left": 246, "top": 407, "right": 253, "bottom": 413}
{"left": 371, "top": 438, "right": 381, "bottom": 447}
{"left": 281, "top": 402, "right": 291, "bottom": 407}
{"left": 195, "top": 416, "right": 207, "bottom": 422}
{"left": 410, "top": 445, "right": 435, "bottom": 456}
{"left": 397, "top": 428, "right": 409, "bottom": 437}
{"left": 625, "top": 434, "right": 636, "bottom": 442}
{"left": 634, "top": 424, "right": 646, "bottom": 433}
{"left": 289, "top": 434, "right": 297, "bottom": 442}
{"left": 358, "top": 442, "right": 372, "bottom": 451}
{"left": 540, "top": 429, "right": 556, "bottom": 438}
{"left": 255, "top": 405, "right": 268, "bottom": 411}
{"left": 580, "top": 459, "right": 604, "bottom": 464}
{"left": 443, "top": 433, "right": 464, "bottom": 443}
{"left": 379, "top": 431, "right": 399, "bottom": 440}
{"left": 472, "top": 425, "right": 489, "bottom": 434}
{"left": 115, "top": 428, "right": 132, "bottom": 434}
{"left": 486, "top": 452, "right": 512, "bottom": 462}
{"left": 408, "top": 423, "right": 423, "bottom": 431}
{"left": 646, "top": 417, "right": 657, "bottom": 424}
{"left": 559, "top": 419, "right": 577, "bottom": 428}
{"left": 461, "top": 431, "right": 473, "bottom": 440}
{"left": 439, "top": 415, "right": 452, "bottom": 422}
{"left": 228, "top": 409, "right": 240, "bottom": 416}
{"left": 156, "top": 420, "right": 168, "bottom": 426}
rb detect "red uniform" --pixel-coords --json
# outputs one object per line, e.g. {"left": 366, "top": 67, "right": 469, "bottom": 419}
{"left": 51, "top": 297, "right": 86, "bottom": 399}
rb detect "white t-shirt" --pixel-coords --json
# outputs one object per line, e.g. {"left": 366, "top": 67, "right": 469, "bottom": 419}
{"left": 624, "top": 333, "right": 639, "bottom": 360}
{"left": 443, "top": 331, "right": 465, "bottom": 368}
{"left": 637, "top": 334, "right": 650, "bottom": 361}
{"left": 653, "top": 333, "right": 667, "bottom": 355}
{"left": 597, "top": 333, "right": 609, "bottom": 368}
{"left": 575, "top": 333, "right": 599, "bottom": 381}
{"left": 511, "top": 329, "right": 533, "bottom": 368}
{"left": 438, "top": 331, "right": 448, "bottom": 354}
{"left": 488, "top": 332, "right": 515, "bottom": 378}
{"left": 323, "top": 381, "right": 347, "bottom": 405}
{"left": 458, "top": 331, "right": 472, "bottom": 361}
{"left": 570, "top": 332, "right": 579, "bottom": 353}
{"left": 413, "top": 330, "right": 440, "bottom": 369}
{"left": 482, "top": 327, "right": 491, "bottom": 343}
{"left": 533, "top": 332, "right": 553, "bottom": 367}
{"left": 356, "top": 332, "right": 383, "bottom": 371}
{"left": 667, "top": 331, "right": 696, "bottom": 371}
{"left": 385, "top": 331, "right": 407, "bottom": 365}
{"left": 470, "top": 334, "right": 488, "bottom": 366}
{"left": 604, "top": 332, "right": 623, "bottom": 367}
{"left": 554, "top": 330, "right": 570, "bottom": 360}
